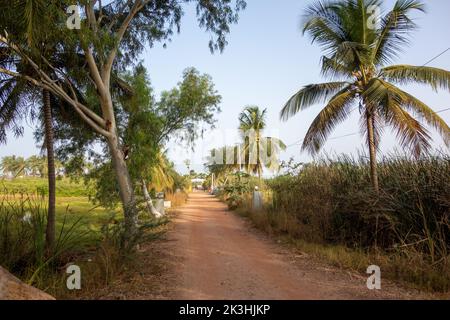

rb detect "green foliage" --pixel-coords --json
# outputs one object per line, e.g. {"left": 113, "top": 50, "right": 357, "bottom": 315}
{"left": 0, "top": 177, "right": 90, "bottom": 197}
{"left": 281, "top": 0, "right": 450, "bottom": 157}
{"left": 220, "top": 172, "right": 253, "bottom": 210}
{"left": 120, "top": 65, "right": 161, "bottom": 184}
{"left": 207, "top": 106, "right": 286, "bottom": 181}
{"left": 83, "top": 64, "right": 220, "bottom": 206}
{"left": 0, "top": 192, "right": 91, "bottom": 287}
{"left": 0, "top": 187, "right": 170, "bottom": 296}
{"left": 158, "top": 67, "right": 222, "bottom": 145}
{"left": 84, "top": 161, "right": 121, "bottom": 209}
{"left": 1, "top": 155, "right": 26, "bottom": 177}
{"left": 260, "top": 153, "right": 450, "bottom": 291}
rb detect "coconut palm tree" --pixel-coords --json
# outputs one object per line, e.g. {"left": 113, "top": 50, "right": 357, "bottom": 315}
{"left": 207, "top": 145, "right": 241, "bottom": 181}
{"left": 239, "top": 106, "right": 286, "bottom": 180}
{"left": 141, "top": 151, "right": 177, "bottom": 218}
{"left": 280, "top": 0, "right": 450, "bottom": 192}
{"left": 0, "top": 0, "right": 60, "bottom": 248}
{"left": 1, "top": 156, "right": 26, "bottom": 177}
{"left": 26, "top": 155, "right": 42, "bottom": 176}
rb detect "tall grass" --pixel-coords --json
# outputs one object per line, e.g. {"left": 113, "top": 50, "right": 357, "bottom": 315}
{"left": 165, "top": 191, "right": 188, "bottom": 207}
{"left": 0, "top": 188, "right": 172, "bottom": 297}
{"left": 0, "top": 192, "right": 91, "bottom": 289}
{"left": 240, "top": 153, "right": 450, "bottom": 292}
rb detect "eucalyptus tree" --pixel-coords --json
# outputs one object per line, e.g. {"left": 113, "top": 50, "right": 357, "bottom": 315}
{"left": 280, "top": 0, "right": 450, "bottom": 191}
{"left": 61, "top": 65, "right": 221, "bottom": 216}
{"left": 0, "top": 0, "right": 246, "bottom": 238}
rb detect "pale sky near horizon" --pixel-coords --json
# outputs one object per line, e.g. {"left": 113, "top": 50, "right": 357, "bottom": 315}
{"left": 1, "top": 0, "right": 449, "bottom": 175}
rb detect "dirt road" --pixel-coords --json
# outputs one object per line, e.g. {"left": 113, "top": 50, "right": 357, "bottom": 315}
{"left": 162, "top": 192, "right": 429, "bottom": 300}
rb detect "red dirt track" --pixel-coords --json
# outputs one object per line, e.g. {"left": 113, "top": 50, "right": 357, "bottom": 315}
{"left": 164, "top": 192, "right": 430, "bottom": 300}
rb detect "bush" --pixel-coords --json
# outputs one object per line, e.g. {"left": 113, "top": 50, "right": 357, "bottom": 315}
{"left": 0, "top": 192, "right": 90, "bottom": 291}
{"left": 250, "top": 153, "right": 450, "bottom": 291}
{"left": 0, "top": 190, "right": 169, "bottom": 297}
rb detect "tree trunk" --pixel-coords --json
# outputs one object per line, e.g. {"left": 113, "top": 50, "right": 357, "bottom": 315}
{"left": 107, "top": 135, "right": 138, "bottom": 240}
{"left": 141, "top": 179, "right": 162, "bottom": 218}
{"left": 43, "top": 89, "right": 56, "bottom": 250}
{"left": 366, "top": 112, "right": 379, "bottom": 192}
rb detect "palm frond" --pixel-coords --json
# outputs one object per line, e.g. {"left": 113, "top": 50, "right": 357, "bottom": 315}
{"left": 239, "top": 106, "right": 267, "bottom": 131}
{"left": 380, "top": 65, "right": 450, "bottom": 91}
{"left": 302, "top": 87, "right": 356, "bottom": 154}
{"left": 382, "top": 101, "right": 431, "bottom": 157}
{"left": 396, "top": 89, "right": 450, "bottom": 146}
{"left": 0, "top": 76, "right": 35, "bottom": 143}
{"left": 281, "top": 81, "right": 349, "bottom": 121}
{"left": 302, "top": 0, "right": 346, "bottom": 52}
{"left": 363, "top": 78, "right": 448, "bottom": 155}
{"left": 320, "top": 55, "right": 354, "bottom": 79}
{"left": 371, "top": 0, "right": 425, "bottom": 66}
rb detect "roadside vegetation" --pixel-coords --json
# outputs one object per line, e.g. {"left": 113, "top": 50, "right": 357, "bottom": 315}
{"left": 0, "top": 178, "right": 188, "bottom": 298}
{"left": 0, "top": 0, "right": 449, "bottom": 299}
{"left": 207, "top": 0, "right": 449, "bottom": 293}
{"left": 222, "top": 153, "right": 449, "bottom": 292}
{"left": 0, "top": 0, "right": 245, "bottom": 298}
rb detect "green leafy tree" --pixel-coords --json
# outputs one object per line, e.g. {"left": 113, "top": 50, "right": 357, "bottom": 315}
{"left": 0, "top": 0, "right": 246, "bottom": 239}
{"left": 124, "top": 66, "right": 221, "bottom": 216}
{"left": 81, "top": 65, "right": 221, "bottom": 217}
{"left": 280, "top": 0, "right": 450, "bottom": 191}
{"left": 157, "top": 68, "right": 222, "bottom": 144}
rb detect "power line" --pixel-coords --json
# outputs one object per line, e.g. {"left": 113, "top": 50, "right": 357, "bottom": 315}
{"left": 421, "top": 47, "right": 450, "bottom": 67}
{"left": 285, "top": 107, "right": 450, "bottom": 148}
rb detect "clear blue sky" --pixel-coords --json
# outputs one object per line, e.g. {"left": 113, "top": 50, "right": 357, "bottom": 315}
{"left": 1, "top": 0, "right": 449, "bottom": 174}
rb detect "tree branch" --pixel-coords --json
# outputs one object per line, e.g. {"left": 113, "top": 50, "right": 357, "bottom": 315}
{"left": 102, "top": 0, "right": 145, "bottom": 86}
{"left": 82, "top": 45, "right": 107, "bottom": 97}
{"left": 0, "top": 36, "right": 110, "bottom": 137}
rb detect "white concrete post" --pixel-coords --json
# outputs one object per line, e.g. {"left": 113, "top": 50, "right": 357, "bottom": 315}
{"left": 252, "top": 186, "right": 263, "bottom": 212}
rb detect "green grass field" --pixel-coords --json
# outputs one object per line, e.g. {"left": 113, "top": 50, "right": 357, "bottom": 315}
{"left": 0, "top": 177, "right": 120, "bottom": 245}
{"left": 0, "top": 177, "right": 90, "bottom": 197}
{"left": 54, "top": 196, "right": 121, "bottom": 243}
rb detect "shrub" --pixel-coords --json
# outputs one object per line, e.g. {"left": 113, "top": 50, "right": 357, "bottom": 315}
{"left": 254, "top": 152, "right": 450, "bottom": 291}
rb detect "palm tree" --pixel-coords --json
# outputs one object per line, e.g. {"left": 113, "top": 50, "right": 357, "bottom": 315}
{"left": 280, "top": 0, "right": 450, "bottom": 192}
{"left": 26, "top": 155, "right": 43, "bottom": 176}
{"left": 239, "top": 106, "right": 286, "bottom": 180}
{"left": 142, "top": 151, "right": 176, "bottom": 218}
{"left": 1, "top": 156, "right": 26, "bottom": 177}
{"left": 0, "top": 0, "right": 58, "bottom": 248}
{"left": 207, "top": 145, "right": 242, "bottom": 182}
